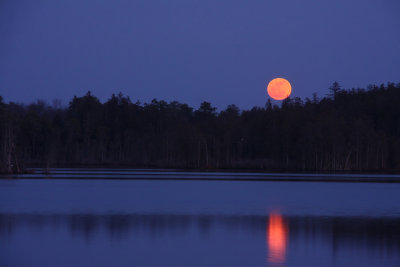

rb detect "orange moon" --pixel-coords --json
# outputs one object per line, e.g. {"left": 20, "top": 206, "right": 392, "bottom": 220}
{"left": 267, "top": 78, "right": 292, "bottom": 100}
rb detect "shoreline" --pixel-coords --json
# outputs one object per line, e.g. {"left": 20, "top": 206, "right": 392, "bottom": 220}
{"left": 2, "top": 168, "right": 400, "bottom": 183}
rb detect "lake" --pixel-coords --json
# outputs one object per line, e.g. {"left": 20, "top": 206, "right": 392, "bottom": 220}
{"left": 1, "top": 169, "right": 400, "bottom": 266}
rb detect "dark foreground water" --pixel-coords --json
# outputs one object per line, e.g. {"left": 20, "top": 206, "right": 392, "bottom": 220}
{"left": 1, "top": 169, "right": 400, "bottom": 266}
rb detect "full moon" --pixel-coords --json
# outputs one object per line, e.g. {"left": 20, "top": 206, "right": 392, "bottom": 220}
{"left": 267, "top": 78, "right": 292, "bottom": 100}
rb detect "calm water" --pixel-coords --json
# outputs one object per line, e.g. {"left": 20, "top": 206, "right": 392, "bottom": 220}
{"left": 1, "top": 169, "right": 400, "bottom": 266}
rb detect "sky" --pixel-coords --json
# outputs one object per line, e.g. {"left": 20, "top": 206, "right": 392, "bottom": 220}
{"left": 1, "top": 0, "right": 399, "bottom": 110}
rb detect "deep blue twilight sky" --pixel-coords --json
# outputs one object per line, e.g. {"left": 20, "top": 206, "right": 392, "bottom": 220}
{"left": 1, "top": 0, "right": 399, "bottom": 109}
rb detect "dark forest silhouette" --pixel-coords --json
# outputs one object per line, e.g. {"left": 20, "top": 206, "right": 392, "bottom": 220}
{"left": 1, "top": 82, "right": 400, "bottom": 173}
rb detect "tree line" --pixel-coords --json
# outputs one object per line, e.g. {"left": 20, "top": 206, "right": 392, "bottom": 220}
{"left": 1, "top": 82, "right": 400, "bottom": 173}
